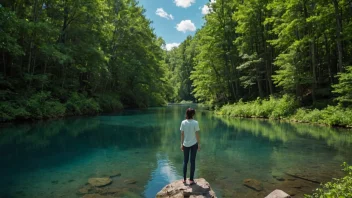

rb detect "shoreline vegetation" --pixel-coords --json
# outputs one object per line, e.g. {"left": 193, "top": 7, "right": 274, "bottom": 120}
{"left": 217, "top": 95, "right": 352, "bottom": 128}
{"left": 0, "top": 92, "right": 123, "bottom": 122}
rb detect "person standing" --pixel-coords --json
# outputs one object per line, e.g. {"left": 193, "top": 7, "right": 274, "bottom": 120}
{"left": 180, "top": 108, "right": 200, "bottom": 185}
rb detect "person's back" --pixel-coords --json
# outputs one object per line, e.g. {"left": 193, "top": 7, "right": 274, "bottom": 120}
{"left": 180, "top": 119, "right": 199, "bottom": 147}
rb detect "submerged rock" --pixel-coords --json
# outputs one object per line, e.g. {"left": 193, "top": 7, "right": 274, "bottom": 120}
{"left": 88, "top": 178, "right": 112, "bottom": 187}
{"left": 124, "top": 179, "right": 137, "bottom": 184}
{"left": 156, "top": 178, "right": 216, "bottom": 198}
{"left": 265, "top": 189, "right": 291, "bottom": 198}
{"left": 243, "top": 179, "right": 263, "bottom": 191}
{"left": 109, "top": 172, "right": 121, "bottom": 178}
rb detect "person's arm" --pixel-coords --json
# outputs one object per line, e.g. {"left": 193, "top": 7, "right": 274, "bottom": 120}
{"left": 196, "top": 131, "right": 200, "bottom": 151}
{"left": 180, "top": 131, "right": 184, "bottom": 151}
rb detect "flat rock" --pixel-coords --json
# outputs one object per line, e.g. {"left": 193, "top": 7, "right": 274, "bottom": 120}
{"left": 156, "top": 178, "right": 216, "bottom": 198}
{"left": 265, "top": 189, "right": 291, "bottom": 198}
{"left": 88, "top": 178, "right": 112, "bottom": 187}
{"left": 243, "top": 179, "right": 263, "bottom": 191}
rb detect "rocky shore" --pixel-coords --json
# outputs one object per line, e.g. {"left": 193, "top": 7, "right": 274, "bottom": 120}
{"left": 74, "top": 169, "right": 327, "bottom": 197}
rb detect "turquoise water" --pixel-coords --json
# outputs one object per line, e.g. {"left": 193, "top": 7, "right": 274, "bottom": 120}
{"left": 0, "top": 105, "right": 352, "bottom": 197}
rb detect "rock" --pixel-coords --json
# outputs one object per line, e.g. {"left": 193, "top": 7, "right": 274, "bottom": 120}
{"left": 77, "top": 187, "right": 89, "bottom": 195}
{"left": 124, "top": 179, "right": 137, "bottom": 184}
{"left": 156, "top": 178, "right": 217, "bottom": 198}
{"left": 243, "top": 179, "right": 263, "bottom": 191}
{"left": 109, "top": 172, "right": 121, "bottom": 177}
{"left": 88, "top": 178, "right": 112, "bottom": 187}
{"left": 77, "top": 185, "right": 94, "bottom": 195}
{"left": 265, "top": 189, "right": 291, "bottom": 198}
{"left": 272, "top": 172, "right": 285, "bottom": 181}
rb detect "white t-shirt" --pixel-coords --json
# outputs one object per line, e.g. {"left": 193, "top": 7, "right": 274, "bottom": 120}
{"left": 180, "top": 119, "right": 200, "bottom": 147}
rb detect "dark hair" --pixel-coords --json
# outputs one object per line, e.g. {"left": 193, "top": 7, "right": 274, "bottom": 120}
{"left": 186, "top": 108, "right": 196, "bottom": 119}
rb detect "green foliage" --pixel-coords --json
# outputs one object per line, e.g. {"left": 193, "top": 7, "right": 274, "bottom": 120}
{"left": 220, "top": 95, "right": 352, "bottom": 127}
{"left": 0, "top": 0, "right": 173, "bottom": 121}
{"left": 292, "top": 106, "right": 352, "bottom": 127}
{"left": 305, "top": 163, "right": 352, "bottom": 198}
{"left": 218, "top": 95, "right": 297, "bottom": 119}
{"left": 25, "top": 92, "right": 66, "bottom": 120}
{"left": 0, "top": 102, "right": 29, "bottom": 121}
{"left": 96, "top": 93, "right": 123, "bottom": 112}
{"left": 333, "top": 66, "right": 352, "bottom": 106}
{"left": 65, "top": 93, "right": 100, "bottom": 116}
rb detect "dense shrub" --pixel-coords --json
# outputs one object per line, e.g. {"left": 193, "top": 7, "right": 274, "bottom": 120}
{"left": 65, "top": 92, "right": 101, "bottom": 115}
{"left": 219, "top": 95, "right": 352, "bottom": 127}
{"left": 0, "top": 102, "right": 29, "bottom": 121}
{"left": 292, "top": 106, "right": 352, "bottom": 127}
{"left": 218, "top": 94, "right": 297, "bottom": 119}
{"left": 25, "top": 92, "right": 66, "bottom": 119}
{"left": 96, "top": 93, "right": 123, "bottom": 112}
{"left": 305, "top": 163, "right": 352, "bottom": 198}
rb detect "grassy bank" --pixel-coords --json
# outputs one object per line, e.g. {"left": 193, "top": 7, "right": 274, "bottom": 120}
{"left": 0, "top": 92, "right": 123, "bottom": 122}
{"left": 218, "top": 95, "right": 352, "bottom": 127}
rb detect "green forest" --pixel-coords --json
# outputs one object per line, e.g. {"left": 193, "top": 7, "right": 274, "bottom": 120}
{"left": 1, "top": 0, "right": 352, "bottom": 126}
{"left": 165, "top": 0, "right": 352, "bottom": 127}
{"left": 0, "top": 0, "right": 174, "bottom": 121}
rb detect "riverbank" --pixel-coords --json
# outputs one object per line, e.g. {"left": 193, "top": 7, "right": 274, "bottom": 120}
{"left": 0, "top": 92, "right": 124, "bottom": 123}
{"left": 217, "top": 95, "right": 352, "bottom": 128}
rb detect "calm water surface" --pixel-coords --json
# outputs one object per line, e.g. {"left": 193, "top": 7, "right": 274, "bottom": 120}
{"left": 0, "top": 105, "right": 352, "bottom": 197}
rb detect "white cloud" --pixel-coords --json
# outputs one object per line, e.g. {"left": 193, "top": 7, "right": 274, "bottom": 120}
{"left": 155, "top": 8, "right": 174, "bottom": 20}
{"left": 201, "top": 0, "right": 215, "bottom": 15}
{"left": 165, "top": 43, "right": 180, "bottom": 51}
{"left": 176, "top": 20, "right": 196, "bottom": 33}
{"left": 201, "top": 5, "right": 211, "bottom": 14}
{"left": 174, "top": 0, "right": 196, "bottom": 8}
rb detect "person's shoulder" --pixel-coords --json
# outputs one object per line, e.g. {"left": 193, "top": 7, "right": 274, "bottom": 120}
{"left": 193, "top": 120, "right": 199, "bottom": 124}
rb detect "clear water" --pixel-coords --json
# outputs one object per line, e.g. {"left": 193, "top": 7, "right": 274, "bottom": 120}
{"left": 0, "top": 105, "right": 351, "bottom": 198}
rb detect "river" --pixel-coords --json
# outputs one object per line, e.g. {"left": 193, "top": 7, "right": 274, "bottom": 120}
{"left": 0, "top": 105, "right": 351, "bottom": 197}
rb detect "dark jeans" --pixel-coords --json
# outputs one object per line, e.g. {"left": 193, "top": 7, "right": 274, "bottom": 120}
{"left": 183, "top": 143, "right": 198, "bottom": 181}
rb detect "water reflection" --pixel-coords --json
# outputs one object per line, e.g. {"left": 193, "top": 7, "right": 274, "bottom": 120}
{"left": 144, "top": 153, "right": 181, "bottom": 197}
{"left": 0, "top": 105, "right": 351, "bottom": 198}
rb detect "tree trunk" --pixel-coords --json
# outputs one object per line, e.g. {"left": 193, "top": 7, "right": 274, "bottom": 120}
{"left": 311, "top": 38, "right": 317, "bottom": 103}
{"left": 332, "top": 0, "right": 344, "bottom": 72}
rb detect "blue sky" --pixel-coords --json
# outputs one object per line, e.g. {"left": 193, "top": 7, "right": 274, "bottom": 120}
{"left": 137, "top": 0, "right": 212, "bottom": 50}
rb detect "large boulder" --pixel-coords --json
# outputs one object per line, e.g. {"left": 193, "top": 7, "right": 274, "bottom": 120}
{"left": 265, "top": 189, "right": 291, "bottom": 198}
{"left": 156, "top": 178, "right": 217, "bottom": 198}
{"left": 88, "top": 178, "right": 112, "bottom": 187}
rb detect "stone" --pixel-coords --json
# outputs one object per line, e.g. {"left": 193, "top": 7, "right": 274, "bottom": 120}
{"left": 156, "top": 178, "right": 217, "bottom": 198}
{"left": 109, "top": 172, "right": 121, "bottom": 177}
{"left": 78, "top": 188, "right": 89, "bottom": 195}
{"left": 77, "top": 185, "right": 94, "bottom": 195}
{"left": 265, "top": 189, "right": 291, "bottom": 198}
{"left": 88, "top": 178, "right": 112, "bottom": 187}
{"left": 124, "top": 179, "right": 137, "bottom": 184}
{"left": 243, "top": 179, "right": 263, "bottom": 192}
